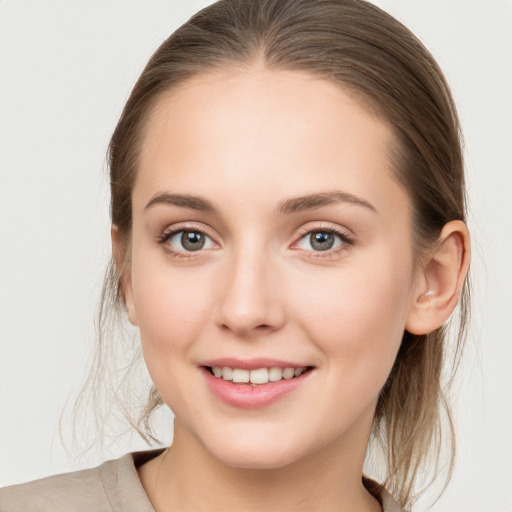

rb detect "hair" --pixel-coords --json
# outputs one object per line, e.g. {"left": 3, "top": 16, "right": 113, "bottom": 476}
{"left": 74, "top": 0, "right": 470, "bottom": 508}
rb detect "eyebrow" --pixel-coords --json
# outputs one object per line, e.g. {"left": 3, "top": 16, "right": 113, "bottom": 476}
{"left": 145, "top": 190, "right": 376, "bottom": 215}
{"left": 278, "top": 190, "right": 376, "bottom": 215}
{"left": 146, "top": 193, "right": 217, "bottom": 213}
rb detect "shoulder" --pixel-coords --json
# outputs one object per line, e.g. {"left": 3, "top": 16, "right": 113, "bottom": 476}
{"left": 0, "top": 450, "right": 161, "bottom": 512}
{"left": 0, "top": 463, "right": 111, "bottom": 512}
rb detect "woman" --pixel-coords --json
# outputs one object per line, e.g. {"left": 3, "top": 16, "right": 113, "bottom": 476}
{"left": 0, "top": 0, "right": 471, "bottom": 510}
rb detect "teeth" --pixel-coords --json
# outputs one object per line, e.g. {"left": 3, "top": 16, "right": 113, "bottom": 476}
{"left": 250, "top": 368, "right": 269, "bottom": 384}
{"left": 268, "top": 367, "right": 283, "bottom": 382}
{"left": 232, "top": 369, "right": 249, "bottom": 383}
{"left": 282, "top": 368, "right": 295, "bottom": 379}
{"left": 211, "top": 366, "right": 306, "bottom": 384}
{"left": 221, "top": 367, "right": 233, "bottom": 381}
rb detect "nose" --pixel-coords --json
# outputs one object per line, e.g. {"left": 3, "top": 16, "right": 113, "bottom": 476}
{"left": 214, "top": 246, "right": 286, "bottom": 338}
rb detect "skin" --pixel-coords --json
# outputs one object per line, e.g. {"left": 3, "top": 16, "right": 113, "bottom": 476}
{"left": 114, "top": 66, "right": 470, "bottom": 511}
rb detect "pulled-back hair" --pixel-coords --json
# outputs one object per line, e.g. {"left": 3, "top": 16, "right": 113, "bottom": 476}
{"left": 77, "top": 1, "right": 470, "bottom": 507}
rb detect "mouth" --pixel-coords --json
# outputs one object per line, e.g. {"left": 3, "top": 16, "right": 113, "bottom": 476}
{"left": 205, "top": 365, "right": 312, "bottom": 384}
{"left": 200, "top": 360, "right": 315, "bottom": 408}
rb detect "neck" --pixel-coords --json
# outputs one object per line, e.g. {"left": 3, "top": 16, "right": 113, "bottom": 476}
{"left": 138, "top": 420, "right": 381, "bottom": 512}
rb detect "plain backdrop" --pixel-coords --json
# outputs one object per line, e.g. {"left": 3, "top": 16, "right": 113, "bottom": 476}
{"left": 1, "top": 1, "right": 511, "bottom": 511}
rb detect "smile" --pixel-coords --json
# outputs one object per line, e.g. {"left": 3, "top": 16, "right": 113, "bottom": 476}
{"left": 201, "top": 360, "right": 314, "bottom": 408}
{"left": 209, "top": 366, "right": 307, "bottom": 384}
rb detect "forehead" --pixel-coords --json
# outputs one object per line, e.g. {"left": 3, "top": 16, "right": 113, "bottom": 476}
{"left": 135, "top": 67, "right": 408, "bottom": 218}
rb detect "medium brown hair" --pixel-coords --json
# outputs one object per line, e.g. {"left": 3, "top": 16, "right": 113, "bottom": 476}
{"left": 79, "top": 0, "right": 470, "bottom": 507}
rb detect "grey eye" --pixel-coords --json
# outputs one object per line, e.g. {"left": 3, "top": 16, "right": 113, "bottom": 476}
{"left": 296, "top": 231, "right": 343, "bottom": 252}
{"left": 169, "top": 231, "right": 215, "bottom": 252}
{"left": 310, "top": 232, "right": 335, "bottom": 251}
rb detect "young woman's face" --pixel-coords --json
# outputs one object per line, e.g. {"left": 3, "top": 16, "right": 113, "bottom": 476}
{"left": 125, "top": 67, "right": 421, "bottom": 469}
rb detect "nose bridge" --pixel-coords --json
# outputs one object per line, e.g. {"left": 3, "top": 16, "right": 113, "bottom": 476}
{"left": 215, "top": 239, "right": 285, "bottom": 337}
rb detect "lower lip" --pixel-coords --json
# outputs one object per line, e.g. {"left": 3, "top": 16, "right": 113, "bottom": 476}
{"left": 201, "top": 367, "right": 312, "bottom": 408}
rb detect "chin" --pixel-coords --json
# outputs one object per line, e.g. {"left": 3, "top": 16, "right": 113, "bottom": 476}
{"left": 216, "top": 447, "right": 301, "bottom": 470}
{"left": 201, "top": 427, "right": 309, "bottom": 470}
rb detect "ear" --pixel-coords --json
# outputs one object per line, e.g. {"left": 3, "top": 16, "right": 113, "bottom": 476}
{"left": 406, "top": 220, "right": 470, "bottom": 335}
{"left": 111, "top": 225, "right": 139, "bottom": 326}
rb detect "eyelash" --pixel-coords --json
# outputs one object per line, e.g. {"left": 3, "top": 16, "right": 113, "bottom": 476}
{"left": 156, "top": 223, "right": 354, "bottom": 261}
{"left": 157, "top": 224, "right": 216, "bottom": 261}
{"left": 294, "top": 224, "right": 354, "bottom": 260}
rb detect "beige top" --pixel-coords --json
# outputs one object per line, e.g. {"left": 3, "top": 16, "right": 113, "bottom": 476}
{"left": 0, "top": 449, "right": 406, "bottom": 511}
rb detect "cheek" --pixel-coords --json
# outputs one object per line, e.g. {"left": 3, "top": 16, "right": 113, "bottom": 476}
{"left": 130, "top": 261, "right": 215, "bottom": 413}
{"left": 130, "top": 248, "right": 214, "bottom": 364}
{"left": 292, "top": 252, "right": 413, "bottom": 379}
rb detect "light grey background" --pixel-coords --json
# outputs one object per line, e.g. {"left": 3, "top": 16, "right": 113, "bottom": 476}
{"left": 1, "top": 1, "right": 511, "bottom": 510}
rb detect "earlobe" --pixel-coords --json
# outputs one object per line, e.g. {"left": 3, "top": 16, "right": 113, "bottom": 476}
{"left": 111, "top": 225, "right": 139, "bottom": 326}
{"left": 406, "top": 220, "right": 470, "bottom": 335}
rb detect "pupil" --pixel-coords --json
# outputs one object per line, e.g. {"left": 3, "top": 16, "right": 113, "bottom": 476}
{"left": 311, "top": 232, "right": 334, "bottom": 251}
{"left": 182, "top": 231, "right": 205, "bottom": 251}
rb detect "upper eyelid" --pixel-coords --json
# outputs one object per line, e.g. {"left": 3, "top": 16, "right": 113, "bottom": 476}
{"left": 291, "top": 226, "right": 353, "bottom": 252}
{"left": 160, "top": 221, "right": 352, "bottom": 251}
{"left": 161, "top": 221, "right": 215, "bottom": 238}
{"left": 161, "top": 221, "right": 349, "bottom": 238}
{"left": 157, "top": 222, "right": 217, "bottom": 246}
{"left": 295, "top": 221, "right": 353, "bottom": 237}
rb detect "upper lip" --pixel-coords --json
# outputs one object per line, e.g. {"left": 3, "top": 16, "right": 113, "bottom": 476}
{"left": 200, "top": 358, "right": 310, "bottom": 370}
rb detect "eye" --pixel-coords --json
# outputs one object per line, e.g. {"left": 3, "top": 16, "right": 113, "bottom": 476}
{"left": 159, "top": 228, "right": 216, "bottom": 255}
{"left": 294, "top": 228, "right": 353, "bottom": 253}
